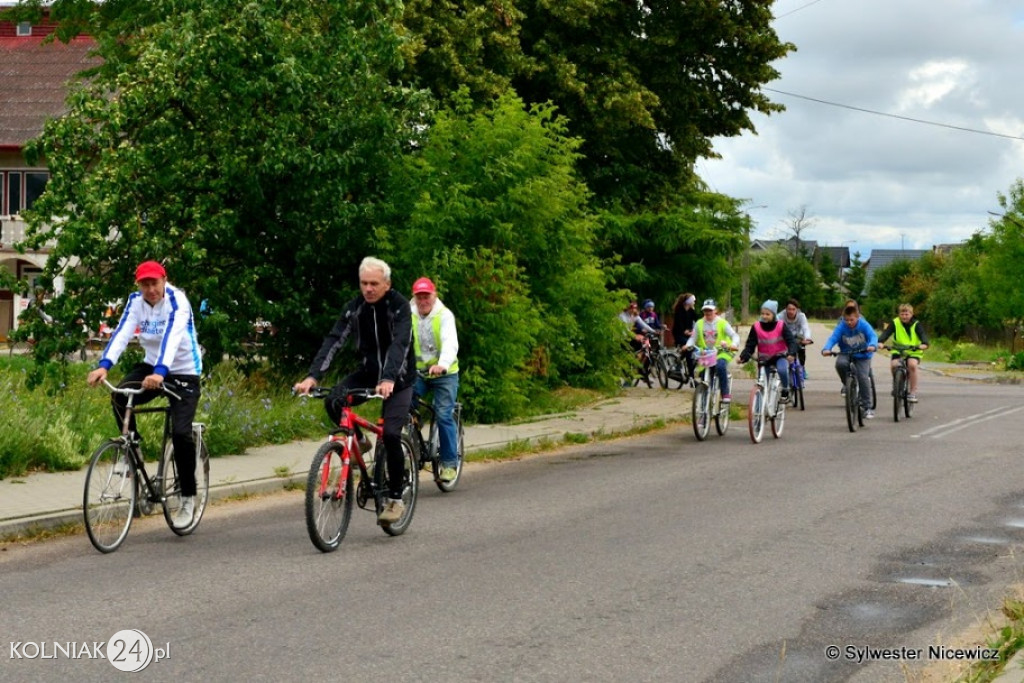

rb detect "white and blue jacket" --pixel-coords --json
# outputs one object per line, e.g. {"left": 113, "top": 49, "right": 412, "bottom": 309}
{"left": 98, "top": 283, "right": 202, "bottom": 377}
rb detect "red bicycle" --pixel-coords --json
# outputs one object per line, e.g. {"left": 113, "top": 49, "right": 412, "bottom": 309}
{"left": 300, "top": 387, "right": 417, "bottom": 552}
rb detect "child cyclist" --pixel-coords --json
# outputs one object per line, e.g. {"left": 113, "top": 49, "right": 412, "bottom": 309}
{"left": 877, "top": 303, "right": 929, "bottom": 402}
{"left": 821, "top": 303, "right": 878, "bottom": 418}
{"left": 683, "top": 299, "right": 740, "bottom": 403}
{"left": 738, "top": 300, "right": 799, "bottom": 403}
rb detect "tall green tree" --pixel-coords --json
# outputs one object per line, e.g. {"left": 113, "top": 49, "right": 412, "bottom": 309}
{"left": 747, "top": 247, "right": 824, "bottom": 315}
{"left": 844, "top": 251, "right": 867, "bottom": 303}
{"left": 979, "top": 179, "right": 1024, "bottom": 329}
{"left": 390, "top": 91, "right": 623, "bottom": 419}
{"left": 863, "top": 260, "right": 913, "bottom": 328}
{"left": 17, "top": 0, "right": 423, "bottom": 371}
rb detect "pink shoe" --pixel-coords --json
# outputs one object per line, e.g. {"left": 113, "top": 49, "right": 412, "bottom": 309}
{"left": 722, "top": 394, "right": 732, "bottom": 404}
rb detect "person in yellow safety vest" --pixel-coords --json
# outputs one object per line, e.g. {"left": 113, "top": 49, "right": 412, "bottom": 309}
{"left": 411, "top": 277, "right": 460, "bottom": 483}
{"left": 877, "top": 303, "right": 929, "bottom": 402}
{"left": 682, "top": 299, "right": 740, "bottom": 403}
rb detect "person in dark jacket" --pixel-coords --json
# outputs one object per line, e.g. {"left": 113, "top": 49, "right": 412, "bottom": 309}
{"left": 293, "top": 257, "right": 415, "bottom": 524}
{"left": 671, "top": 293, "right": 699, "bottom": 380}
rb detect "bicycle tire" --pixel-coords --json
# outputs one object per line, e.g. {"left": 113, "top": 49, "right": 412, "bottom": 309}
{"left": 714, "top": 377, "right": 729, "bottom": 436}
{"left": 771, "top": 381, "right": 786, "bottom": 439}
{"left": 748, "top": 384, "right": 765, "bottom": 444}
{"left": 135, "top": 463, "right": 155, "bottom": 518}
{"left": 903, "top": 370, "right": 915, "bottom": 418}
{"left": 161, "top": 434, "right": 211, "bottom": 536}
{"left": 892, "top": 368, "right": 904, "bottom": 423}
{"left": 305, "top": 440, "right": 353, "bottom": 553}
{"left": 434, "top": 404, "right": 464, "bottom": 493}
{"left": 869, "top": 369, "right": 877, "bottom": 410}
{"left": 373, "top": 434, "right": 418, "bottom": 536}
{"left": 654, "top": 354, "right": 669, "bottom": 389}
{"left": 845, "top": 374, "right": 859, "bottom": 433}
{"left": 692, "top": 380, "right": 710, "bottom": 441}
{"left": 790, "top": 365, "right": 806, "bottom": 411}
{"left": 83, "top": 440, "right": 136, "bottom": 553}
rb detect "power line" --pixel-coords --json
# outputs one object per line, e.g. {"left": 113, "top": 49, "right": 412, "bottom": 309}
{"left": 774, "top": 0, "right": 828, "bottom": 20}
{"left": 765, "top": 88, "right": 1024, "bottom": 142}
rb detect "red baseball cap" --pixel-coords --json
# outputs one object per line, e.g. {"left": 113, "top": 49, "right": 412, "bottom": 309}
{"left": 135, "top": 260, "right": 167, "bottom": 282}
{"left": 411, "top": 277, "right": 436, "bottom": 295}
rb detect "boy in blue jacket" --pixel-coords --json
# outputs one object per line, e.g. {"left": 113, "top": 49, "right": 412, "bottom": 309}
{"left": 821, "top": 303, "right": 878, "bottom": 418}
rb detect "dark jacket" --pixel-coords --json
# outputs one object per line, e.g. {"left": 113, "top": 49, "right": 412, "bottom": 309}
{"left": 307, "top": 289, "right": 415, "bottom": 389}
{"left": 671, "top": 306, "right": 699, "bottom": 347}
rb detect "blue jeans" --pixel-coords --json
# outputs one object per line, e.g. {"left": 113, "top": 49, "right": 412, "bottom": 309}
{"left": 716, "top": 358, "right": 731, "bottom": 397}
{"left": 767, "top": 356, "right": 789, "bottom": 390}
{"left": 414, "top": 373, "right": 459, "bottom": 467}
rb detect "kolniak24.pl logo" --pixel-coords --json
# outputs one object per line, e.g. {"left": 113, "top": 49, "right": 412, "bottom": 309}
{"left": 10, "top": 629, "right": 170, "bottom": 672}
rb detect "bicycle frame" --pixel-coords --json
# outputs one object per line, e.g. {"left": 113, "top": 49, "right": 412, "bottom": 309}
{"left": 322, "top": 394, "right": 384, "bottom": 496}
{"left": 106, "top": 379, "right": 179, "bottom": 503}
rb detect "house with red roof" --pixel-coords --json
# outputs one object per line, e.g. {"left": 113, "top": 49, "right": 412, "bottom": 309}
{"left": 0, "top": 6, "right": 98, "bottom": 338}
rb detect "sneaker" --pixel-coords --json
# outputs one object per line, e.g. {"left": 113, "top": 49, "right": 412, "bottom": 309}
{"left": 840, "top": 386, "right": 847, "bottom": 397}
{"left": 864, "top": 409, "right": 875, "bottom": 419}
{"left": 439, "top": 466, "right": 458, "bottom": 483}
{"left": 378, "top": 498, "right": 405, "bottom": 524}
{"left": 907, "top": 394, "right": 918, "bottom": 403}
{"left": 174, "top": 496, "right": 195, "bottom": 527}
{"left": 722, "top": 394, "right": 732, "bottom": 404}
{"left": 780, "top": 389, "right": 790, "bottom": 403}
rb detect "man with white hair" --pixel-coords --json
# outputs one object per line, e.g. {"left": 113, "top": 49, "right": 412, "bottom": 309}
{"left": 294, "top": 257, "right": 416, "bottom": 524}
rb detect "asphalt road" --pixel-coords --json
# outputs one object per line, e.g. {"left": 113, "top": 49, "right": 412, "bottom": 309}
{"left": 3, "top": 366, "right": 1024, "bottom": 682}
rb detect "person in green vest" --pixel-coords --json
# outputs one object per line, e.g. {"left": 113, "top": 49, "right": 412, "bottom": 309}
{"left": 682, "top": 299, "right": 740, "bottom": 403}
{"left": 411, "top": 277, "right": 460, "bottom": 482}
{"left": 877, "top": 303, "right": 929, "bottom": 402}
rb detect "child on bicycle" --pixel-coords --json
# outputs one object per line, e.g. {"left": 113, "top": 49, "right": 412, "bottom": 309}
{"left": 821, "top": 303, "right": 878, "bottom": 418}
{"left": 738, "top": 300, "right": 798, "bottom": 403}
{"left": 782, "top": 298, "right": 812, "bottom": 378}
{"left": 877, "top": 303, "right": 929, "bottom": 402}
{"left": 683, "top": 299, "right": 740, "bottom": 402}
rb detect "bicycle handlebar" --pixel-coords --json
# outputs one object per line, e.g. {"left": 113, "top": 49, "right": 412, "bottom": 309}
{"left": 823, "top": 346, "right": 873, "bottom": 356}
{"left": 100, "top": 378, "right": 182, "bottom": 401}
{"left": 293, "top": 386, "right": 384, "bottom": 401}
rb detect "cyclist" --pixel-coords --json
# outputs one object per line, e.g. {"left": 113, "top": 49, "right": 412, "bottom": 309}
{"left": 86, "top": 261, "right": 203, "bottom": 528}
{"left": 738, "top": 300, "right": 798, "bottom": 403}
{"left": 671, "top": 293, "right": 699, "bottom": 380}
{"left": 782, "top": 298, "right": 813, "bottom": 378}
{"left": 821, "top": 303, "right": 878, "bottom": 418}
{"left": 619, "top": 300, "right": 657, "bottom": 385}
{"left": 683, "top": 299, "right": 740, "bottom": 403}
{"left": 877, "top": 303, "right": 929, "bottom": 402}
{"left": 639, "top": 299, "right": 663, "bottom": 332}
{"left": 409, "top": 277, "right": 460, "bottom": 483}
{"left": 293, "top": 257, "right": 416, "bottom": 525}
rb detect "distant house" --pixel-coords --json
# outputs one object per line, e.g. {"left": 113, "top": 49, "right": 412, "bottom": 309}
{"left": 0, "top": 7, "right": 98, "bottom": 339}
{"left": 863, "top": 249, "right": 929, "bottom": 285}
{"left": 749, "top": 237, "right": 850, "bottom": 283}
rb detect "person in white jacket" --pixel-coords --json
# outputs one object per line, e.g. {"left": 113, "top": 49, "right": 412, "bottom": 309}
{"left": 410, "top": 277, "right": 460, "bottom": 482}
{"left": 87, "top": 260, "right": 203, "bottom": 527}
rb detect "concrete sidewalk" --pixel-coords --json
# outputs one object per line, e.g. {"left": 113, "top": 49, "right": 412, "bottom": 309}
{"left": 0, "top": 387, "right": 694, "bottom": 538}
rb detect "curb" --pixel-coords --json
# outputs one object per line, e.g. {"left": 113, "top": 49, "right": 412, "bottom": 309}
{"left": 0, "top": 474, "right": 306, "bottom": 540}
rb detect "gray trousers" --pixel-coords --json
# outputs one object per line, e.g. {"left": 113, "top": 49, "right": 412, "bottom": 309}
{"left": 835, "top": 355, "right": 873, "bottom": 410}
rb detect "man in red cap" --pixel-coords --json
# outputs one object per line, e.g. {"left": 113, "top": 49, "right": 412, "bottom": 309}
{"left": 410, "top": 277, "right": 460, "bottom": 483}
{"left": 87, "top": 260, "right": 203, "bottom": 528}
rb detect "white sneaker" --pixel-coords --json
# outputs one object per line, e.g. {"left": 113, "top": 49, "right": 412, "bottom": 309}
{"left": 174, "top": 496, "right": 195, "bottom": 527}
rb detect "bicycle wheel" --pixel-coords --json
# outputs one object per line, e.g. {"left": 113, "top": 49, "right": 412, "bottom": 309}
{"left": 434, "top": 405, "right": 465, "bottom": 493}
{"left": 692, "top": 379, "right": 710, "bottom": 441}
{"left": 790, "top": 365, "right": 806, "bottom": 411}
{"left": 747, "top": 384, "right": 765, "bottom": 444}
{"left": 771, "top": 384, "right": 786, "bottom": 439}
{"left": 845, "top": 374, "right": 859, "bottom": 433}
{"left": 83, "top": 440, "right": 136, "bottom": 553}
{"left": 304, "top": 441, "right": 353, "bottom": 553}
{"left": 161, "top": 435, "right": 211, "bottom": 536}
{"left": 902, "top": 369, "right": 915, "bottom": 419}
{"left": 869, "top": 369, "right": 877, "bottom": 410}
{"left": 654, "top": 354, "right": 669, "bottom": 389}
{"left": 373, "top": 434, "right": 418, "bottom": 536}
{"left": 892, "top": 369, "right": 904, "bottom": 423}
{"left": 714, "top": 377, "right": 729, "bottom": 436}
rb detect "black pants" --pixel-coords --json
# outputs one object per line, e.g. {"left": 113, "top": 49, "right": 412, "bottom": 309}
{"left": 112, "top": 364, "right": 201, "bottom": 497}
{"left": 327, "top": 371, "right": 412, "bottom": 500}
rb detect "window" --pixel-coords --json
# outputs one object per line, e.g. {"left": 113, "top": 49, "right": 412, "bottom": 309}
{"left": 25, "top": 172, "right": 48, "bottom": 210}
{"left": 16, "top": 22, "right": 32, "bottom": 37}
{"left": 6, "top": 173, "right": 21, "bottom": 216}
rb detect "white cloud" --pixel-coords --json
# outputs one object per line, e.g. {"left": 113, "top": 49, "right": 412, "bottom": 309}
{"left": 700, "top": 0, "right": 1024, "bottom": 258}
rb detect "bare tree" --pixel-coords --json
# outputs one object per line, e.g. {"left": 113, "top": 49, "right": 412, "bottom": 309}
{"left": 782, "top": 205, "right": 817, "bottom": 258}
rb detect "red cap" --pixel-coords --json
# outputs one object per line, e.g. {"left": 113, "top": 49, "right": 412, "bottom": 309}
{"left": 411, "top": 277, "right": 436, "bottom": 295}
{"left": 135, "top": 261, "right": 167, "bottom": 282}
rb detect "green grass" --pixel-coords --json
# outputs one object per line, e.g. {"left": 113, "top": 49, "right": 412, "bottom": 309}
{"left": 951, "top": 596, "right": 1024, "bottom": 682}
{"left": 927, "top": 337, "right": 1009, "bottom": 365}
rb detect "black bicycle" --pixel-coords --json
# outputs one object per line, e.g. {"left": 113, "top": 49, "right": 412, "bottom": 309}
{"left": 83, "top": 379, "right": 210, "bottom": 553}
{"left": 824, "top": 347, "right": 874, "bottom": 432}
{"left": 883, "top": 344, "right": 922, "bottom": 421}
{"left": 407, "top": 379, "right": 465, "bottom": 493}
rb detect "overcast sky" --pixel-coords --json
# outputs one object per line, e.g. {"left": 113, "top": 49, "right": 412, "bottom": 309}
{"left": 698, "top": 0, "right": 1024, "bottom": 259}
